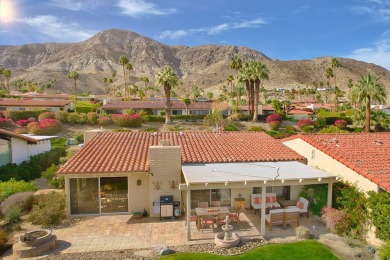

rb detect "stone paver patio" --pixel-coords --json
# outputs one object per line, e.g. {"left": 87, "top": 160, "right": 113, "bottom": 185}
{"left": 2, "top": 209, "right": 329, "bottom": 258}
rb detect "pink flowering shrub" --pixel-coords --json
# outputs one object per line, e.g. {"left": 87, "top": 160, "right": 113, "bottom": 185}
{"left": 321, "top": 206, "right": 348, "bottom": 235}
{"left": 38, "top": 112, "right": 55, "bottom": 122}
{"left": 16, "top": 119, "right": 30, "bottom": 127}
{"left": 111, "top": 114, "right": 142, "bottom": 127}
{"left": 297, "top": 119, "right": 313, "bottom": 129}
{"left": 266, "top": 113, "right": 283, "bottom": 123}
{"left": 98, "top": 116, "right": 112, "bottom": 126}
{"left": 334, "top": 119, "right": 347, "bottom": 129}
{"left": 268, "top": 121, "right": 281, "bottom": 130}
{"left": 27, "top": 119, "right": 62, "bottom": 135}
{"left": 0, "top": 118, "right": 13, "bottom": 128}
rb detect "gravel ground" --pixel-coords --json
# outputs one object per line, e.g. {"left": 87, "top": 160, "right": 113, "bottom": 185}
{"left": 41, "top": 238, "right": 266, "bottom": 259}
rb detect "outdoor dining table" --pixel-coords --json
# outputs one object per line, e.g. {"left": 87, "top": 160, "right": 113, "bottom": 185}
{"left": 195, "top": 207, "right": 230, "bottom": 229}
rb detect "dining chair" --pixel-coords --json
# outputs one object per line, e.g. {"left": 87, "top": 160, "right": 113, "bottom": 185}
{"left": 216, "top": 213, "right": 229, "bottom": 226}
{"left": 201, "top": 215, "right": 215, "bottom": 233}
{"left": 210, "top": 200, "right": 221, "bottom": 207}
{"left": 198, "top": 201, "right": 209, "bottom": 208}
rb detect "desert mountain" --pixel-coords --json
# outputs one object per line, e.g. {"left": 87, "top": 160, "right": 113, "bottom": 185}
{"left": 0, "top": 29, "right": 389, "bottom": 95}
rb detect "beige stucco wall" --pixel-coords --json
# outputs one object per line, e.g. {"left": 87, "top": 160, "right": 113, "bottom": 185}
{"left": 148, "top": 145, "right": 182, "bottom": 217}
{"left": 290, "top": 185, "right": 304, "bottom": 200}
{"left": 231, "top": 187, "right": 253, "bottom": 208}
{"left": 283, "top": 139, "right": 379, "bottom": 193}
{"left": 128, "top": 173, "right": 149, "bottom": 214}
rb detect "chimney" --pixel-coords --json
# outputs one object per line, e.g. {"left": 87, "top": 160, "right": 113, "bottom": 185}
{"left": 160, "top": 139, "right": 171, "bottom": 146}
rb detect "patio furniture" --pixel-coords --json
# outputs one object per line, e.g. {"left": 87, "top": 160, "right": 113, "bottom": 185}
{"left": 211, "top": 200, "right": 221, "bottom": 207}
{"left": 286, "top": 197, "right": 310, "bottom": 218}
{"left": 250, "top": 193, "right": 281, "bottom": 215}
{"left": 200, "top": 215, "right": 215, "bottom": 233}
{"left": 216, "top": 213, "right": 229, "bottom": 226}
{"left": 198, "top": 202, "right": 209, "bottom": 208}
{"left": 265, "top": 209, "right": 285, "bottom": 231}
{"left": 195, "top": 207, "right": 230, "bottom": 229}
{"left": 228, "top": 209, "right": 239, "bottom": 222}
{"left": 284, "top": 208, "right": 300, "bottom": 228}
{"left": 278, "top": 199, "right": 297, "bottom": 208}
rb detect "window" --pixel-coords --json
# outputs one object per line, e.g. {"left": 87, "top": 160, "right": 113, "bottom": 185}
{"left": 190, "top": 189, "right": 231, "bottom": 209}
{"left": 0, "top": 140, "right": 11, "bottom": 166}
{"left": 189, "top": 110, "right": 210, "bottom": 115}
{"left": 172, "top": 110, "right": 183, "bottom": 115}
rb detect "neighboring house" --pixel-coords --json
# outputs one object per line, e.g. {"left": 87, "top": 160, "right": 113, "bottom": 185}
{"left": 0, "top": 129, "right": 57, "bottom": 166}
{"left": 57, "top": 131, "right": 337, "bottom": 239}
{"left": 0, "top": 99, "right": 72, "bottom": 112}
{"left": 101, "top": 101, "right": 213, "bottom": 115}
{"left": 11, "top": 92, "right": 70, "bottom": 101}
{"left": 238, "top": 105, "right": 275, "bottom": 116}
{"left": 287, "top": 109, "right": 313, "bottom": 120}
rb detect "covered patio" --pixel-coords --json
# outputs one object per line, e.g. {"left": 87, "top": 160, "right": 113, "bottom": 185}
{"left": 180, "top": 161, "right": 338, "bottom": 241}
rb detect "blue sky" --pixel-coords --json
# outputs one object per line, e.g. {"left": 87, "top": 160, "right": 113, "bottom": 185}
{"left": 0, "top": 0, "right": 390, "bottom": 69}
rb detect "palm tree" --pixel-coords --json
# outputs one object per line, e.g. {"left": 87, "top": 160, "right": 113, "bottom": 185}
{"left": 325, "top": 67, "right": 334, "bottom": 104}
{"left": 67, "top": 71, "right": 79, "bottom": 94}
{"left": 230, "top": 55, "right": 243, "bottom": 106}
{"left": 183, "top": 97, "right": 191, "bottom": 115}
{"left": 227, "top": 75, "right": 234, "bottom": 94}
{"left": 118, "top": 55, "right": 129, "bottom": 97}
{"left": 204, "top": 102, "right": 228, "bottom": 131}
{"left": 4, "top": 69, "right": 11, "bottom": 93}
{"left": 156, "top": 66, "right": 179, "bottom": 124}
{"left": 140, "top": 76, "right": 149, "bottom": 97}
{"left": 0, "top": 68, "right": 4, "bottom": 89}
{"left": 126, "top": 62, "right": 133, "bottom": 97}
{"left": 371, "top": 109, "right": 390, "bottom": 132}
{"left": 331, "top": 58, "right": 340, "bottom": 110}
{"left": 252, "top": 61, "right": 269, "bottom": 122}
{"left": 350, "top": 74, "right": 386, "bottom": 132}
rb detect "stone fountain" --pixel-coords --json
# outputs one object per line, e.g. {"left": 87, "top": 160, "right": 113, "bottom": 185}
{"left": 215, "top": 215, "right": 241, "bottom": 248}
{"left": 13, "top": 229, "right": 57, "bottom": 258}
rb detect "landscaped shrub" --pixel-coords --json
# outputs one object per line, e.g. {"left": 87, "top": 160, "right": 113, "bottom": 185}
{"left": 74, "top": 132, "right": 84, "bottom": 144}
{"left": 319, "top": 116, "right": 352, "bottom": 125}
{"left": 168, "top": 125, "right": 185, "bottom": 131}
{"left": 266, "top": 130, "right": 294, "bottom": 139}
{"left": 0, "top": 179, "right": 36, "bottom": 202}
{"left": 87, "top": 112, "right": 98, "bottom": 125}
{"left": 143, "top": 127, "right": 159, "bottom": 132}
{"left": 112, "top": 114, "right": 143, "bottom": 127}
{"left": 15, "top": 119, "right": 30, "bottom": 127}
{"left": 0, "top": 229, "right": 7, "bottom": 248}
{"left": 97, "top": 116, "right": 112, "bottom": 126}
{"left": 42, "top": 165, "right": 64, "bottom": 189}
{"left": 27, "top": 119, "right": 62, "bottom": 135}
{"left": 284, "top": 125, "right": 297, "bottom": 132}
{"left": 266, "top": 113, "right": 283, "bottom": 123}
{"left": 4, "top": 110, "right": 43, "bottom": 121}
{"left": 28, "top": 192, "right": 66, "bottom": 227}
{"left": 321, "top": 206, "right": 348, "bottom": 235}
{"left": 74, "top": 105, "right": 94, "bottom": 113}
{"left": 367, "top": 191, "right": 390, "bottom": 240}
{"left": 5, "top": 206, "right": 21, "bottom": 225}
{"left": 268, "top": 121, "right": 281, "bottom": 130}
{"left": 318, "top": 125, "right": 348, "bottom": 133}
{"left": 55, "top": 111, "right": 68, "bottom": 123}
{"left": 300, "top": 184, "right": 328, "bottom": 216}
{"left": 295, "top": 226, "right": 310, "bottom": 239}
{"left": 0, "top": 191, "right": 34, "bottom": 215}
{"left": 248, "top": 125, "right": 265, "bottom": 132}
{"left": 302, "top": 125, "right": 315, "bottom": 133}
{"left": 142, "top": 115, "right": 165, "bottom": 122}
{"left": 14, "top": 127, "right": 28, "bottom": 134}
{"left": 0, "top": 118, "right": 13, "bottom": 127}
{"left": 77, "top": 113, "right": 88, "bottom": 124}
{"left": 38, "top": 112, "right": 55, "bottom": 122}
{"left": 297, "top": 119, "right": 313, "bottom": 129}
{"left": 51, "top": 137, "right": 67, "bottom": 149}
{"left": 334, "top": 119, "right": 347, "bottom": 129}
{"left": 171, "top": 115, "right": 206, "bottom": 121}
{"left": 313, "top": 117, "right": 327, "bottom": 128}
{"left": 379, "top": 240, "right": 390, "bottom": 260}
{"left": 67, "top": 112, "right": 80, "bottom": 125}
{"left": 224, "top": 123, "right": 239, "bottom": 131}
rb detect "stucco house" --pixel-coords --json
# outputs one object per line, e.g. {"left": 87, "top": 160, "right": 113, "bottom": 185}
{"left": 0, "top": 99, "right": 72, "bottom": 112}
{"left": 57, "top": 131, "right": 337, "bottom": 240}
{"left": 0, "top": 129, "right": 57, "bottom": 166}
{"left": 101, "top": 101, "right": 213, "bottom": 115}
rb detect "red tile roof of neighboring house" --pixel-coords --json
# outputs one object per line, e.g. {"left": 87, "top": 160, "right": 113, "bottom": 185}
{"left": 58, "top": 132, "right": 305, "bottom": 174}
{"left": 0, "top": 99, "right": 71, "bottom": 107}
{"left": 288, "top": 109, "right": 313, "bottom": 115}
{"left": 282, "top": 133, "right": 390, "bottom": 192}
{"left": 101, "top": 101, "right": 213, "bottom": 110}
{"left": 0, "top": 129, "right": 38, "bottom": 144}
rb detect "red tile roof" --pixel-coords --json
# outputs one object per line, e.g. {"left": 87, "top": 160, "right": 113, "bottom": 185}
{"left": 282, "top": 133, "right": 390, "bottom": 192}
{"left": 101, "top": 101, "right": 212, "bottom": 110}
{"left": 13, "top": 93, "right": 70, "bottom": 100}
{"left": 0, "top": 99, "right": 71, "bottom": 107}
{"left": 58, "top": 132, "right": 305, "bottom": 174}
{"left": 288, "top": 109, "right": 313, "bottom": 115}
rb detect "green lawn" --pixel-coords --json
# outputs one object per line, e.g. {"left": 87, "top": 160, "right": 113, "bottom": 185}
{"left": 160, "top": 240, "right": 339, "bottom": 260}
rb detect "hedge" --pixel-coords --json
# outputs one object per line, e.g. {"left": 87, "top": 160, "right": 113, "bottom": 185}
{"left": 171, "top": 115, "right": 206, "bottom": 121}
{"left": 0, "top": 148, "right": 66, "bottom": 182}
{"left": 4, "top": 110, "right": 44, "bottom": 121}
{"left": 142, "top": 115, "right": 165, "bottom": 122}
{"left": 75, "top": 105, "right": 94, "bottom": 114}
{"left": 317, "top": 116, "right": 352, "bottom": 125}
{"left": 112, "top": 114, "right": 143, "bottom": 127}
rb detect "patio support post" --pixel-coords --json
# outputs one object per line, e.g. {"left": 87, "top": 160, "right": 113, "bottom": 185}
{"left": 327, "top": 182, "right": 333, "bottom": 207}
{"left": 260, "top": 185, "right": 266, "bottom": 236}
{"left": 187, "top": 189, "right": 191, "bottom": 241}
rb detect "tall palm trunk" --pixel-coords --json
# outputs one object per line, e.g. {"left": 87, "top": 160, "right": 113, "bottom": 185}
{"left": 164, "top": 84, "right": 171, "bottom": 124}
{"left": 365, "top": 96, "right": 371, "bottom": 132}
{"left": 253, "top": 79, "right": 260, "bottom": 122}
{"left": 245, "top": 81, "right": 251, "bottom": 114}
{"left": 250, "top": 80, "right": 255, "bottom": 115}
{"left": 122, "top": 65, "right": 127, "bottom": 98}
{"left": 74, "top": 79, "right": 77, "bottom": 94}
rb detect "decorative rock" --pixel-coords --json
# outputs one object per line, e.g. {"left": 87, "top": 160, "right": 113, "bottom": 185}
{"left": 295, "top": 226, "right": 310, "bottom": 239}
{"left": 159, "top": 246, "right": 175, "bottom": 256}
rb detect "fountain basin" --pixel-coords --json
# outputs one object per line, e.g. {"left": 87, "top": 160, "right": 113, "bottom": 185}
{"left": 215, "top": 232, "right": 241, "bottom": 248}
{"left": 13, "top": 229, "right": 56, "bottom": 258}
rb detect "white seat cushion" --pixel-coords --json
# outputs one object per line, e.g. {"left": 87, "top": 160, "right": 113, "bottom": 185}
{"left": 269, "top": 209, "right": 285, "bottom": 214}
{"left": 287, "top": 205, "right": 308, "bottom": 213}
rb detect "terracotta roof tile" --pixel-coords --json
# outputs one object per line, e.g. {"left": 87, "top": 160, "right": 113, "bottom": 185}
{"left": 0, "top": 99, "right": 70, "bottom": 107}
{"left": 282, "top": 133, "right": 390, "bottom": 192}
{"left": 58, "top": 132, "right": 305, "bottom": 174}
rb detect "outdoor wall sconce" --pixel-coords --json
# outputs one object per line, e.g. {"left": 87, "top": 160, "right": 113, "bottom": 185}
{"left": 137, "top": 179, "right": 142, "bottom": 186}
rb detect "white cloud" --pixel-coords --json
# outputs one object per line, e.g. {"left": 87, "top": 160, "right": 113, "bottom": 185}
{"left": 347, "top": 39, "right": 390, "bottom": 70}
{"left": 16, "top": 15, "right": 96, "bottom": 42}
{"left": 49, "top": 0, "right": 105, "bottom": 11}
{"left": 293, "top": 5, "right": 310, "bottom": 15}
{"left": 117, "top": 0, "right": 176, "bottom": 17}
{"left": 158, "top": 18, "right": 266, "bottom": 40}
{"left": 352, "top": 0, "right": 390, "bottom": 22}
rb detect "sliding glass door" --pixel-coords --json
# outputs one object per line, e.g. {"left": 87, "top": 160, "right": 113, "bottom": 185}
{"left": 100, "top": 177, "right": 128, "bottom": 213}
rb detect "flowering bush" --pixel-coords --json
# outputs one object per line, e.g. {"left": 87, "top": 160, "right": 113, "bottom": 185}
{"left": 0, "top": 118, "right": 13, "bottom": 128}
{"left": 55, "top": 111, "right": 68, "bottom": 123}
{"left": 111, "top": 114, "right": 143, "bottom": 127}
{"left": 98, "top": 116, "right": 112, "bottom": 126}
{"left": 297, "top": 119, "right": 313, "bottom": 129}
{"left": 38, "top": 112, "right": 55, "bottom": 122}
{"left": 67, "top": 113, "right": 79, "bottom": 125}
{"left": 266, "top": 113, "right": 283, "bottom": 123}
{"left": 321, "top": 206, "right": 348, "bottom": 235}
{"left": 77, "top": 113, "right": 88, "bottom": 124}
{"left": 14, "top": 127, "right": 28, "bottom": 134}
{"left": 87, "top": 112, "right": 99, "bottom": 125}
{"left": 268, "top": 121, "right": 281, "bottom": 130}
{"left": 334, "top": 119, "right": 347, "bottom": 129}
{"left": 16, "top": 119, "right": 30, "bottom": 127}
{"left": 27, "top": 119, "right": 62, "bottom": 135}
